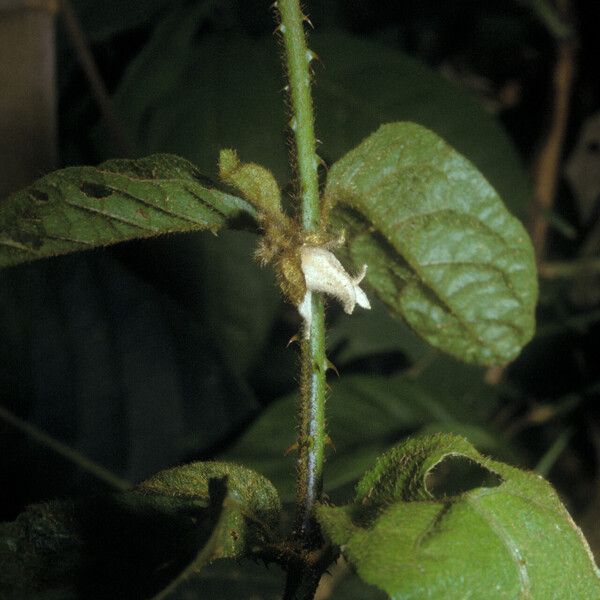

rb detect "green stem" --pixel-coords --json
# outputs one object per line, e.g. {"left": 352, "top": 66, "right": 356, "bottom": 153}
{"left": 277, "top": 0, "right": 321, "bottom": 232}
{"left": 297, "top": 295, "right": 327, "bottom": 540}
{"left": 278, "top": 0, "right": 327, "bottom": 567}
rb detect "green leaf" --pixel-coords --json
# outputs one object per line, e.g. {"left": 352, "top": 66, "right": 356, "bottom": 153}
{"left": 137, "top": 460, "right": 282, "bottom": 541}
{"left": 0, "top": 462, "right": 282, "bottom": 598}
{"left": 0, "top": 154, "right": 255, "bottom": 269}
{"left": 326, "top": 122, "right": 538, "bottom": 365}
{"left": 317, "top": 433, "right": 600, "bottom": 600}
{"left": 312, "top": 32, "right": 531, "bottom": 221}
{"left": 138, "top": 461, "right": 283, "bottom": 598}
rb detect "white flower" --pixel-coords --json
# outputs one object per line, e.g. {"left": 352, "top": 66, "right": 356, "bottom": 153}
{"left": 298, "top": 245, "right": 370, "bottom": 333}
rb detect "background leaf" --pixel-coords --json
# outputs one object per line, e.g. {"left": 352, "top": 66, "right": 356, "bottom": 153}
{"left": 108, "top": 29, "right": 531, "bottom": 220}
{"left": 67, "top": 0, "right": 175, "bottom": 42}
{"left": 0, "top": 154, "right": 254, "bottom": 269}
{"left": 223, "top": 374, "right": 508, "bottom": 502}
{"left": 311, "top": 32, "right": 532, "bottom": 220}
{"left": 325, "top": 122, "right": 538, "bottom": 365}
{"left": 317, "top": 434, "right": 600, "bottom": 599}
{"left": 327, "top": 297, "right": 430, "bottom": 366}
{"left": 189, "top": 557, "right": 387, "bottom": 600}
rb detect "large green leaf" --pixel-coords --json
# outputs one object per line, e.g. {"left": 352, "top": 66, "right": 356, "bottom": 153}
{"left": 326, "top": 123, "right": 538, "bottom": 365}
{"left": 0, "top": 154, "right": 254, "bottom": 269}
{"left": 317, "top": 434, "right": 600, "bottom": 600}
{"left": 312, "top": 32, "right": 531, "bottom": 221}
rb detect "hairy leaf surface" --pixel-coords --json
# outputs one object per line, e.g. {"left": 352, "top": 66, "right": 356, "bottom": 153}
{"left": 137, "top": 460, "right": 281, "bottom": 534}
{"left": 317, "top": 434, "right": 600, "bottom": 600}
{"left": 0, "top": 462, "right": 281, "bottom": 598}
{"left": 326, "top": 123, "right": 538, "bottom": 364}
{"left": 0, "top": 154, "right": 254, "bottom": 269}
{"left": 136, "top": 461, "right": 281, "bottom": 597}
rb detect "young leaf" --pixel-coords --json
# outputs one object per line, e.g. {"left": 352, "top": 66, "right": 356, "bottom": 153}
{"left": 325, "top": 123, "right": 538, "bottom": 365}
{"left": 0, "top": 154, "right": 255, "bottom": 269}
{"left": 317, "top": 434, "right": 600, "bottom": 600}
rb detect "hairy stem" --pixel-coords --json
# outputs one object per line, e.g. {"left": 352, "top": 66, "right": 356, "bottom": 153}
{"left": 277, "top": 0, "right": 321, "bottom": 232}
{"left": 277, "top": 0, "right": 327, "bottom": 593}
{"left": 297, "top": 294, "right": 326, "bottom": 540}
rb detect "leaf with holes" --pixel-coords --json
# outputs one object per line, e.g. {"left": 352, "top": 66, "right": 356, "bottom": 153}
{"left": 0, "top": 154, "right": 255, "bottom": 269}
{"left": 317, "top": 434, "right": 600, "bottom": 600}
{"left": 325, "top": 122, "right": 537, "bottom": 365}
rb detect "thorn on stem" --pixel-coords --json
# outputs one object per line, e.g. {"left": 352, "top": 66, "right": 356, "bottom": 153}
{"left": 325, "top": 359, "right": 339, "bottom": 377}
{"left": 306, "top": 49, "right": 319, "bottom": 64}
{"left": 284, "top": 442, "right": 299, "bottom": 456}
{"left": 302, "top": 14, "right": 315, "bottom": 29}
{"left": 317, "top": 155, "right": 328, "bottom": 170}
